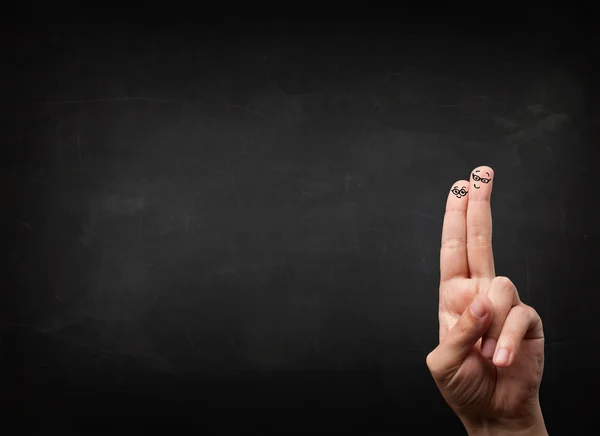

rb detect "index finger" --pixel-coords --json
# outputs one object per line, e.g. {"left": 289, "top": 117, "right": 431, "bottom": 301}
{"left": 440, "top": 180, "right": 470, "bottom": 282}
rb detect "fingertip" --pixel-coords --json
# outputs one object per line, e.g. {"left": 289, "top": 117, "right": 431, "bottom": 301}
{"left": 493, "top": 347, "right": 512, "bottom": 367}
{"left": 470, "top": 293, "right": 494, "bottom": 326}
{"left": 448, "top": 180, "right": 470, "bottom": 203}
{"left": 491, "top": 275, "right": 513, "bottom": 288}
{"left": 470, "top": 294, "right": 488, "bottom": 318}
{"left": 470, "top": 165, "right": 495, "bottom": 179}
{"left": 469, "top": 166, "right": 495, "bottom": 200}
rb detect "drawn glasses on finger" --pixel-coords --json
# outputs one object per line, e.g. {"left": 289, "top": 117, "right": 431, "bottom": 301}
{"left": 451, "top": 186, "right": 468, "bottom": 199}
{"left": 472, "top": 170, "right": 491, "bottom": 189}
{"left": 472, "top": 174, "right": 491, "bottom": 183}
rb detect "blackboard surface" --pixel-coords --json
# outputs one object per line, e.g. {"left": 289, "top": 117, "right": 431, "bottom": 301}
{"left": 2, "top": 9, "right": 598, "bottom": 434}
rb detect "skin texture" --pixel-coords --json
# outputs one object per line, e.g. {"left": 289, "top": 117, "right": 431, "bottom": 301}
{"left": 426, "top": 166, "right": 548, "bottom": 435}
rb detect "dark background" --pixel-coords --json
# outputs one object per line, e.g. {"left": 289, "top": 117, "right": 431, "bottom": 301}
{"left": 1, "top": 8, "right": 598, "bottom": 434}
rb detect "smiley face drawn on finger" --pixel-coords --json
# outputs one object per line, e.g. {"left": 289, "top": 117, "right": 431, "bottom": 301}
{"left": 472, "top": 170, "right": 492, "bottom": 189}
{"left": 451, "top": 185, "right": 468, "bottom": 198}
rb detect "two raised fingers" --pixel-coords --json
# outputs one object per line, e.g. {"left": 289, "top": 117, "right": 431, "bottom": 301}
{"left": 482, "top": 277, "right": 544, "bottom": 367}
{"left": 440, "top": 166, "right": 495, "bottom": 282}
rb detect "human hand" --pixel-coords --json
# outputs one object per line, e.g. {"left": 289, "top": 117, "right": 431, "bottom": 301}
{"left": 426, "top": 166, "right": 547, "bottom": 435}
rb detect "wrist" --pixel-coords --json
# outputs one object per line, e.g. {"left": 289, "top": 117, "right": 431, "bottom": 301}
{"left": 462, "top": 404, "right": 548, "bottom": 436}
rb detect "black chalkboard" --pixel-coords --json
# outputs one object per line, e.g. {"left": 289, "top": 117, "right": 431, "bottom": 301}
{"left": 2, "top": 10, "right": 598, "bottom": 434}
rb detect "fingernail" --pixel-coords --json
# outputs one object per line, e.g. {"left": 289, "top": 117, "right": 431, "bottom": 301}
{"left": 470, "top": 295, "right": 486, "bottom": 318}
{"left": 481, "top": 338, "right": 497, "bottom": 359}
{"left": 494, "top": 347, "right": 511, "bottom": 366}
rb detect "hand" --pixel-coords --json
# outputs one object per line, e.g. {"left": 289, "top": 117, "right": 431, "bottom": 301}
{"left": 426, "top": 166, "right": 547, "bottom": 435}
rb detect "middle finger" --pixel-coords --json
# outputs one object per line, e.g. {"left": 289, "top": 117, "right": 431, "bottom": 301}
{"left": 467, "top": 165, "right": 495, "bottom": 279}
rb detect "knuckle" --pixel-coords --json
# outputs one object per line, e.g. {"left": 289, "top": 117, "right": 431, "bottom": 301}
{"left": 512, "top": 304, "right": 529, "bottom": 318}
{"left": 519, "top": 303, "right": 536, "bottom": 318}
{"left": 491, "top": 276, "right": 519, "bottom": 301}
{"left": 451, "top": 320, "right": 471, "bottom": 341}
{"left": 426, "top": 350, "right": 440, "bottom": 373}
{"left": 525, "top": 305, "right": 543, "bottom": 328}
{"left": 441, "top": 237, "right": 466, "bottom": 249}
{"left": 426, "top": 351, "right": 435, "bottom": 367}
{"left": 426, "top": 350, "right": 450, "bottom": 381}
{"left": 527, "top": 305, "right": 539, "bottom": 318}
{"left": 467, "top": 235, "right": 492, "bottom": 248}
{"left": 523, "top": 304, "right": 535, "bottom": 315}
{"left": 535, "top": 311, "right": 544, "bottom": 331}
{"left": 493, "top": 276, "right": 514, "bottom": 290}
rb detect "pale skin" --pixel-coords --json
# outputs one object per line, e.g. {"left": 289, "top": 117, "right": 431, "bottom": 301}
{"left": 426, "top": 166, "right": 548, "bottom": 435}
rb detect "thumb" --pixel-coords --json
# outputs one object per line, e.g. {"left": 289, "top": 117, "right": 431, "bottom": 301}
{"left": 427, "top": 294, "right": 493, "bottom": 379}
